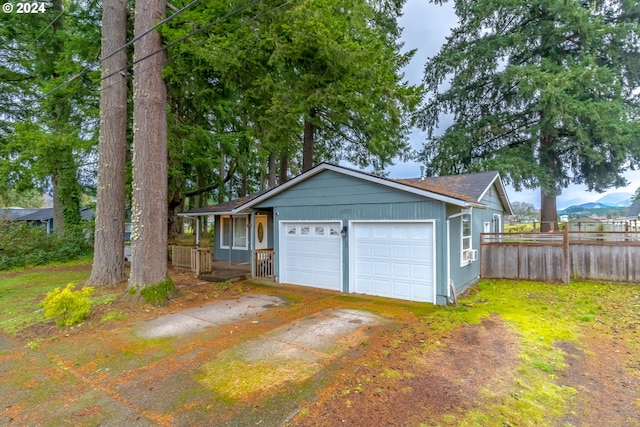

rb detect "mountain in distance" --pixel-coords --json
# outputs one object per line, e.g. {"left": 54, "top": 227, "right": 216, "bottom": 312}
{"left": 595, "top": 192, "right": 633, "bottom": 207}
{"left": 558, "top": 192, "right": 633, "bottom": 216}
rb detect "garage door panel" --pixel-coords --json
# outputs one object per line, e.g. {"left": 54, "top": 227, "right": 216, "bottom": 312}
{"left": 393, "top": 283, "right": 411, "bottom": 298}
{"left": 281, "top": 222, "right": 342, "bottom": 291}
{"left": 373, "top": 280, "right": 390, "bottom": 295}
{"left": 393, "top": 263, "right": 411, "bottom": 278}
{"left": 352, "top": 222, "right": 435, "bottom": 303}
{"left": 392, "top": 244, "right": 411, "bottom": 258}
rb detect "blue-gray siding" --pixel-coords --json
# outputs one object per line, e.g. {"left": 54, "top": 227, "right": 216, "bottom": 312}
{"left": 252, "top": 171, "right": 507, "bottom": 304}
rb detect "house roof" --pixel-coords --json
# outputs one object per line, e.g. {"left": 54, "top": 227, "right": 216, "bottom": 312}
{"left": 13, "top": 207, "right": 95, "bottom": 221}
{"left": 180, "top": 190, "right": 268, "bottom": 217}
{"left": 0, "top": 208, "right": 39, "bottom": 220}
{"left": 569, "top": 216, "right": 601, "bottom": 223}
{"left": 180, "top": 163, "right": 513, "bottom": 217}
{"left": 397, "top": 171, "right": 503, "bottom": 204}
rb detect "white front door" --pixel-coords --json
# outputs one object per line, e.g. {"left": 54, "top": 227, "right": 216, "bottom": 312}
{"left": 255, "top": 215, "right": 268, "bottom": 250}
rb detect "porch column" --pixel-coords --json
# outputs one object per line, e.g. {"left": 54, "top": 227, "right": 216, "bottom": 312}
{"left": 228, "top": 215, "right": 233, "bottom": 266}
{"left": 195, "top": 217, "right": 200, "bottom": 248}
{"left": 250, "top": 211, "right": 255, "bottom": 277}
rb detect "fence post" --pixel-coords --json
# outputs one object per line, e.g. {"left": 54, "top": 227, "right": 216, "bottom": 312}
{"left": 563, "top": 225, "right": 570, "bottom": 284}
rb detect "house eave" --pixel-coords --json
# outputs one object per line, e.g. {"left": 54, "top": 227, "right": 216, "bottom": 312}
{"left": 241, "top": 163, "right": 483, "bottom": 211}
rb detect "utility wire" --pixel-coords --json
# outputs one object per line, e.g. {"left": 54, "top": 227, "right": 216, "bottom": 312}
{"left": 98, "top": 0, "right": 295, "bottom": 96}
{"left": 99, "top": 0, "right": 266, "bottom": 84}
{"left": 40, "top": 0, "right": 205, "bottom": 100}
{"left": 27, "top": 9, "right": 65, "bottom": 49}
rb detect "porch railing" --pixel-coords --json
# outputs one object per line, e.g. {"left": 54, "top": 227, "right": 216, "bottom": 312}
{"left": 191, "top": 248, "right": 212, "bottom": 274}
{"left": 171, "top": 245, "right": 212, "bottom": 274}
{"left": 254, "top": 248, "right": 274, "bottom": 279}
{"left": 172, "top": 245, "right": 193, "bottom": 269}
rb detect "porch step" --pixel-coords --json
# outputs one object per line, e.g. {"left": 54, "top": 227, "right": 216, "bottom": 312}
{"left": 197, "top": 269, "right": 251, "bottom": 283}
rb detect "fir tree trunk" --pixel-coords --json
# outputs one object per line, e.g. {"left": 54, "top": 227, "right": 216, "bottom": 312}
{"left": 88, "top": 0, "right": 128, "bottom": 285}
{"left": 268, "top": 152, "right": 276, "bottom": 188}
{"left": 539, "top": 131, "right": 559, "bottom": 232}
{"left": 302, "top": 108, "right": 316, "bottom": 172}
{"left": 127, "top": 0, "right": 171, "bottom": 302}
{"left": 279, "top": 151, "right": 288, "bottom": 184}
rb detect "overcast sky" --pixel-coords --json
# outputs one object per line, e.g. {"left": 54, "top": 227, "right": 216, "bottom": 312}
{"left": 388, "top": 0, "right": 640, "bottom": 209}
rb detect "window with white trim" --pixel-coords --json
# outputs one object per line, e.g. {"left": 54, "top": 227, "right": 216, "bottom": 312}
{"left": 233, "top": 216, "right": 247, "bottom": 249}
{"left": 220, "top": 216, "right": 248, "bottom": 249}
{"left": 221, "top": 217, "right": 231, "bottom": 248}
{"left": 461, "top": 213, "right": 472, "bottom": 265}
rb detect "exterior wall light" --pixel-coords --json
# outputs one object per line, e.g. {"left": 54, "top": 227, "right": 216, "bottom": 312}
{"left": 340, "top": 226, "right": 348, "bottom": 237}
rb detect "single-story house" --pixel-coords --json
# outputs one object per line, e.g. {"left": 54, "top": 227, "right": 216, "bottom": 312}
{"left": 567, "top": 216, "right": 602, "bottom": 232}
{"left": 4, "top": 207, "right": 95, "bottom": 234}
{"left": 181, "top": 163, "right": 512, "bottom": 305}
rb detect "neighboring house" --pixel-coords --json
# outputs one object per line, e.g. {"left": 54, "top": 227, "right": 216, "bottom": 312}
{"left": 568, "top": 216, "right": 602, "bottom": 232}
{"left": 0, "top": 208, "right": 39, "bottom": 221}
{"left": 6, "top": 207, "right": 95, "bottom": 234}
{"left": 181, "top": 163, "right": 512, "bottom": 305}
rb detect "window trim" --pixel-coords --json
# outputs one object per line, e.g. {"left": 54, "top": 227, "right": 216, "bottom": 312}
{"left": 461, "top": 213, "right": 472, "bottom": 266}
{"left": 232, "top": 216, "right": 248, "bottom": 249}
{"left": 220, "top": 215, "right": 249, "bottom": 250}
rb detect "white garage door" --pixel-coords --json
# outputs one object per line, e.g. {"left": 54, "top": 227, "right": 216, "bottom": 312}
{"left": 351, "top": 222, "right": 435, "bottom": 303}
{"left": 280, "top": 222, "right": 343, "bottom": 291}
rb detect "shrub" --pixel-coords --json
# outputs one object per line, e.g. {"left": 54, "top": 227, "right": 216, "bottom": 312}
{"left": 42, "top": 284, "right": 95, "bottom": 327}
{"left": 0, "top": 221, "right": 93, "bottom": 271}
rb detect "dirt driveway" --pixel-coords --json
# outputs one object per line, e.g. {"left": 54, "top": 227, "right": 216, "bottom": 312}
{"left": 1, "top": 268, "right": 639, "bottom": 426}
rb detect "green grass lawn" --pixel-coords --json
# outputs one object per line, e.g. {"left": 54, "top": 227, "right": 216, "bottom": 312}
{"left": 423, "top": 279, "right": 640, "bottom": 426}
{"left": 1, "top": 263, "right": 638, "bottom": 426}
{"left": 0, "top": 262, "right": 124, "bottom": 334}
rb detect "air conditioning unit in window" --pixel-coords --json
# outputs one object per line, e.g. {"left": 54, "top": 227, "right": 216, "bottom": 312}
{"left": 466, "top": 249, "right": 478, "bottom": 261}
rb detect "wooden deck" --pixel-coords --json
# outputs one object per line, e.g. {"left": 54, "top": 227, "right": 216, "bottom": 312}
{"left": 197, "top": 260, "right": 252, "bottom": 283}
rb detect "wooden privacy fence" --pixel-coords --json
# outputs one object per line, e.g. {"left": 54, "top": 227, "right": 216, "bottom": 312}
{"left": 481, "top": 231, "right": 640, "bottom": 283}
{"left": 171, "top": 245, "right": 212, "bottom": 274}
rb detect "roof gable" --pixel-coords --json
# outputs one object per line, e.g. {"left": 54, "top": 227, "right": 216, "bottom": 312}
{"left": 180, "top": 163, "right": 513, "bottom": 216}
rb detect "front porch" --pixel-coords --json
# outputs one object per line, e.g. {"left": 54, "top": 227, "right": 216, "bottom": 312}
{"left": 171, "top": 245, "right": 273, "bottom": 282}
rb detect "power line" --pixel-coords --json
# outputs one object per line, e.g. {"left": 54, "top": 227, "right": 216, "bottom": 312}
{"left": 27, "top": 9, "right": 65, "bottom": 49}
{"left": 100, "top": 0, "right": 266, "bottom": 84}
{"left": 40, "top": 0, "right": 206, "bottom": 100}
{"left": 99, "top": 0, "right": 292, "bottom": 94}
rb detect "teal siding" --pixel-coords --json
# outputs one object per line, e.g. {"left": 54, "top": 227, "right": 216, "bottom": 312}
{"left": 253, "top": 170, "right": 508, "bottom": 305}
{"left": 213, "top": 216, "right": 251, "bottom": 263}
{"left": 268, "top": 201, "right": 449, "bottom": 303}
{"left": 479, "top": 183, "right": 506, "bottom": 212}
{"left": 254, "top": 170, "right": 427, "bottom": 208}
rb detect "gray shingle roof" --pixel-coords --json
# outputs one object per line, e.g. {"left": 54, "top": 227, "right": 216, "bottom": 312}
{"left": 0, "top": 208, "right": 39, "bottom": 220}
{"left": 629, "top": 199, "right": 640, "bottom": 217}
{"left": 398, "top": 171, "right": 500, "bottom": 203}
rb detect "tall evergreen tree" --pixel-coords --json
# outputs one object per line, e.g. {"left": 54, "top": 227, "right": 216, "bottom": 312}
{"left": 418, "top": 0, "right": 640, "bottom": 230}
{"left": 0, "top": 1, "right": 100, "bottom": 234}
{"left": 127, "top": 0, "right": 172, "bottom": 302}
{"left": 88, "top": 0, "right": 129, "bottom": 285}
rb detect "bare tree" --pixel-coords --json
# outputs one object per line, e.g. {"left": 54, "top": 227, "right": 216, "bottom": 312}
{"left": 127, "top": 0, "right": 170, "bottom": 301}
{"left": 88, "top": 0, "right": 128, "bottom": 286}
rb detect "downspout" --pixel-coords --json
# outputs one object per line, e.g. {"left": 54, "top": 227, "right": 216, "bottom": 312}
{"left": 228, "top": 215, "right": 233, "bottom": 266}
{"left": 446, "top": 207, "right": 473, "bottom": 303}
{"left": 195, "top": 217, "right": 200, "bottom": 248}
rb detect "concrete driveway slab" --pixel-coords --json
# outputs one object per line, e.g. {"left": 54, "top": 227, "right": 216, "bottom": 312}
{"left": 239, "top": 309, "right": 381, "bottom": 362}
{"left": 133, "top": 294, "right": 287, "bottom": 339}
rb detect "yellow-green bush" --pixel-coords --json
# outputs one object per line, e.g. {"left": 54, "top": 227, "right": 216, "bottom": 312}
{"left": 42, "top": 284, "right": 94, "bottom": 327}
